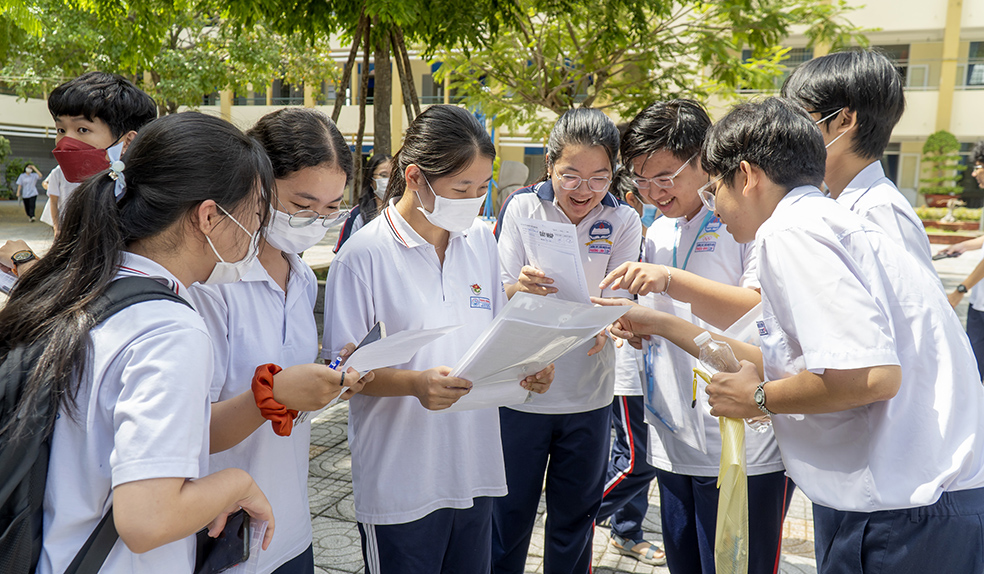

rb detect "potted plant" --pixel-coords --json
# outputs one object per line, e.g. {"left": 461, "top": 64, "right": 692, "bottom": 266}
{"left": 919, "top": 130, "right": 966, "bottom": 207}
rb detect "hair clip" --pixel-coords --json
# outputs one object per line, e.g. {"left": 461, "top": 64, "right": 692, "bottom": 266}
{"left": 108, "top": 160, "right": 126, "bottom": 200}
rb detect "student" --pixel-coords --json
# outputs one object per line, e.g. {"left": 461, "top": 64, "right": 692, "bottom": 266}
{"left": 939, "top": 140, "right": 984, "bottom": 380}
{"left": 602, "top": 100, "right": 789, "bottom": 574}
{"left": 596, "top": 167, "right": 665, "bottom": 567}
{"left": 598, "top": 97, "right": 984, "bottom": 574}
{"left": 322, "top": 105, "right": 554, "bottom": 574}
{"left": 493, "top": 107, "right": 642, "bottom": 574}
{"left": 0, "top": 111, "right": 276, "bottom": 574}
{"left": 15, "top": 164, "right": 41, "bottom": 221}
{"left": 334, "top": 153, "right": 392, "bottom": 253}
{"left": 188, "top": 108, "right": 367, "bottom": 574}
{"left": 45, "top": 72, "right": 157, "bottom": 236}
{"left": 781, "top": 49, "right": 935, "bottom": 274}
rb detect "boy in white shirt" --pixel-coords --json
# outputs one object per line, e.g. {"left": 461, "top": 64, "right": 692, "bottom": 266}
{"left": 600, "top": 97, "right": 984, "bottom": 573}
{"left": 603, "top": 100, "right": 789, "bottom": 574}
{"left": 781, "top": 49, "right": 935, "bottom": 275}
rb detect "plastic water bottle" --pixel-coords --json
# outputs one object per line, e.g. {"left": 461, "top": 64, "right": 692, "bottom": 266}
{"left": 693, "top": 331, "right": 771, "bottom": 433}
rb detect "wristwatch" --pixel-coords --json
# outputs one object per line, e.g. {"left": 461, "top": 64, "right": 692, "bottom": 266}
{"left": 10, "top": 249, "right": 36, "bottom": 276}
{"left": 957, "top": 284, "right": 968, "bottom": 294}
{"left": 754, "top": 381, "right": 776, "bottom": 417}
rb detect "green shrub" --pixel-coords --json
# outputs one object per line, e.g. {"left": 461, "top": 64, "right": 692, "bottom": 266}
{"left": 915, "top": 205, "right": 982, "bottom": 221}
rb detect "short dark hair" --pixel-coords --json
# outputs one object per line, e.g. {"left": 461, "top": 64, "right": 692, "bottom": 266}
{"left": 547, "top": 108, "right": 620, "bottom": 172}
{"left": 621, "top": 99, "right": 711, "bottom": 165}
{"left": 358, "top": 153, "right": 392, "bottom": 223}
{"left": 48, "top": 72, "right": 158, "bottom": 139}
{"left": 611, "top": 166, "right": 635, "bottom": 202}
{"left": 781, "top": 49, "right": 905, "bottom": 160}
{"left": 701, "top": 97, "right": 826, "bottom": 191}
{"left": 247, "top": 107, "right": 354, "bottom": 185}
{"left": 972, "top": 141, "right": 984, "bottom": 165}
{"left": 386, "top": 105, "right": 495, "bottom": 201}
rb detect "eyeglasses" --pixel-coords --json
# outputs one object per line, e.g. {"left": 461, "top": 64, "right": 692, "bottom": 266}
{"left": 631, "top": 152, "right": 698, "bottom": 191}
{"left": 556, "top": 173, "right": 612, "bottom": 193}
{"left": 276, "top": 196, "right": 350, "bottom": 228}
{"left": 696, "top": 173, "right": 729, "bottom": 211}
{"left": 974, "top": 164, "right": 984, "bottom": 172}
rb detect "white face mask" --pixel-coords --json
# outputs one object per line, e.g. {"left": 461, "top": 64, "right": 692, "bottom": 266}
{"left": 203, "top": 205, "right": 259, "bottom": 285}
{"left": 414, "top": 174, "right": 486, "bottom": 233}
{"left": 816, "top": 107, "right": 853, "bottom": 150}
{"left": 264, "top": 207, "right": 329, "bottom": 253}
{"left": 373, "top": 177, "right": 389, "bottom": 199}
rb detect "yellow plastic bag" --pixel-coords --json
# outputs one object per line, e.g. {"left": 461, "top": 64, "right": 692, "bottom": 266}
{"left": 715, "top": 416, "right": 748, "bottom": 574}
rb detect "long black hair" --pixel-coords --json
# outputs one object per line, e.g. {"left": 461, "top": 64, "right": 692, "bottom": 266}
{"left": 358, "top": 153, "right": 392, "bottom": 223}
{"left": 384, "top": 105, "right": 495, "bottom": 203}
{"left": 247, "top": 107, "right": 353, "bottom": 184}
{"left": 0, "top": 111, "right": 273, "bottom": 438}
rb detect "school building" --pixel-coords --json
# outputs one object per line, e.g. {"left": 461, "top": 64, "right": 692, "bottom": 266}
{"left": 1, "top": 0, "right": 982, "bottom": 205}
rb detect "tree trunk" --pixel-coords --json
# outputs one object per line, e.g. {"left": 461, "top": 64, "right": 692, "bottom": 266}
{"left": 392, "top": 28, "right": 421, "bottom": 116}
{"left": 331, "top": 12, "right": 367, "bottom": 124}
{"left": 354, "top": 18, "right": 372, "bottom": 200}
{"left": 373, "top": 17, "right": 392, "bottom": 156}
{"left": 390, "top": 30, "right": 416, "bottom": 123}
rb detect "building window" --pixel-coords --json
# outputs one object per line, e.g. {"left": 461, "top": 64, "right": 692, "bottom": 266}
{"left": 741, "top": 47, "right": 813, "bottom": 91}
{"left": 873, "top": 44, "right": 911, "bottom": 87}
{"left": 968, "top": 42, "right": 984, "bottom": 88}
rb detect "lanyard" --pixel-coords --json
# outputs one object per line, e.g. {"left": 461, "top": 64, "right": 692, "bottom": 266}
{"left": 672, "top": 210, "right": 714, "bottom": 271}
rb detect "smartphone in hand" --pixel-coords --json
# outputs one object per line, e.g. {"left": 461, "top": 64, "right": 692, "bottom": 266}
{"left": 195, "top": 509, "right": 250, "bottom": 574}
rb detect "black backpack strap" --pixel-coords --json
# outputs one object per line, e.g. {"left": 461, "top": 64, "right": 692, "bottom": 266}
{"left": 64, "top": 507, "right": 118, "bottom": 574}
{"left": 64, "top": 277, "right": 192, "bottom": 573}
{"left": 91, "top": 276, "right": 192, "bottom": 324}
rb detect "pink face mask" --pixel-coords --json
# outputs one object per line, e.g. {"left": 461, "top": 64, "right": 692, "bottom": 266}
{"left": 52, "top": 136, "right": 124, "bottom": 183}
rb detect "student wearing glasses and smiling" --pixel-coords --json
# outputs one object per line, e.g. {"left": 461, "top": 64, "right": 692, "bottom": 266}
{"left": 599, "top": 100, "right": 791, "bottom": 574}
{"left": 493, "top": 108, "right": 642, "bottom": 574}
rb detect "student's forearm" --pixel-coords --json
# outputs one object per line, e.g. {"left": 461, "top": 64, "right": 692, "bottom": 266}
{"left": 652, "top": 313, "right": 764, "bottom": 375}
{"left": 358, "top": 367, "right": 422, "bottom": 397}
{"left": 960, "top": 259, "right": 984, "bottom": 291}
{"left": 665, "top": 269, "right": 761, "bottom": 330}
{"left": 504, "top": 281, "right": 521, "bottom": 299}
{"left": 113, "top": 468, "right": 256, "bottom": 554}
{"left": 763, "top": 365, "right": 901, "bottom": 415}
{"left": 209, "top": 391, "right": 266, "bottom": 454}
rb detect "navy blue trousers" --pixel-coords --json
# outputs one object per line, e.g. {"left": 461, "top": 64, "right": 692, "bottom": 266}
{"left": 271, "top": 545, "right": 313, "bottom": 574}
{"left": 967, "top": 306, "right": 984, "bottom": 382}
{"left": 813, "top": 487, "right": 984, "bottom": 574}
{"left": 656, "top": 469, "right": 793, "bottom": 574}
{"left": 358, "top": 498, "right": 493, "bottom": 574}
{"left": 597, "top": 395, "right": 658, "bottom": 541}
{"left": 492, "top": 405, "right": 611, "bottom": 574}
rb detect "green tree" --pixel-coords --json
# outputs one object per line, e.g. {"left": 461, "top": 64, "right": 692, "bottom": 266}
{"left": 920, "top": 130, "right": 966, "bottom": 196}
{"left": 0, "top": 0, "right": 340, "bottom": 115}
{"left": 432, "top": 0, "right": 868, "bottom": 139}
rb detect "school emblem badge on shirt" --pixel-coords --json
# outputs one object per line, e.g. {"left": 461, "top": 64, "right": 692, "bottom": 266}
{"left": 586, "top": 220, "right": 614, "bottom": 254}
{"left": 469, "top": 283, "right": 491, "bottom": 309}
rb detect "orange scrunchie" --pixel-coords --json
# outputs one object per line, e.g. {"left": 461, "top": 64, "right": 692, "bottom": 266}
{"left": 251, "top": 363, "right": 298, "bottom": 437}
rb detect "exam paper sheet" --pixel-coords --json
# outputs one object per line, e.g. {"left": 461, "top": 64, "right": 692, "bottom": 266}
{"left": 445, "top": 292, "right": 628, "bottom": 412}
{"left": 310, "top": 325, "right": 462, "bottom": 417}
{"left": 516, "top": 217, "right": 591, "bottom": 303}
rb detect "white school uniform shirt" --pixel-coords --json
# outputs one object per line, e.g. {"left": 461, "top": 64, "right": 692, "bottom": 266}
{"left": 642, "top": 207, "right": 784, "bottom": 476}
{"left": 46, "top": 165, "right": 81, "bottom": 219}
{"left": 322, "top": 203, "right": 508, "bottom": 525}
{"left": 757, "top": 185, "right": 984, "bottom": 512}
{"left": 16, "top": 171, "right": 40, "bottom": 198}
{"left": 39, "top": 253, "right": 212, "bottom": 574}
{"left": 187, "top": 252, "right": 319, "bottom": 574}
{"left": 496, "top": 181, "right": 643, "bottom": 413}
{"left": 614, "top": 343, "right": 645, "bottom": 396}
{"left": 836, "top": 161, "right": 936, "bottom": 279}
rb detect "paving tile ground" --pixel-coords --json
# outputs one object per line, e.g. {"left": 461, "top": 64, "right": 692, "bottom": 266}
{"left": 2, "top": 199, "right": 977, "bottom": 572}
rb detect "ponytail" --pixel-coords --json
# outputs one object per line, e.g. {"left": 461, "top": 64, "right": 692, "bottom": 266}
{"left": 0, "top": 111, "right": 273, "bottom": 438}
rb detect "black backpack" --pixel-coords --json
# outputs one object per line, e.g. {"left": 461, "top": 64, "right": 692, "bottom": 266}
{"left": 0, "top": 277, "right": 192, "bottom": 574}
